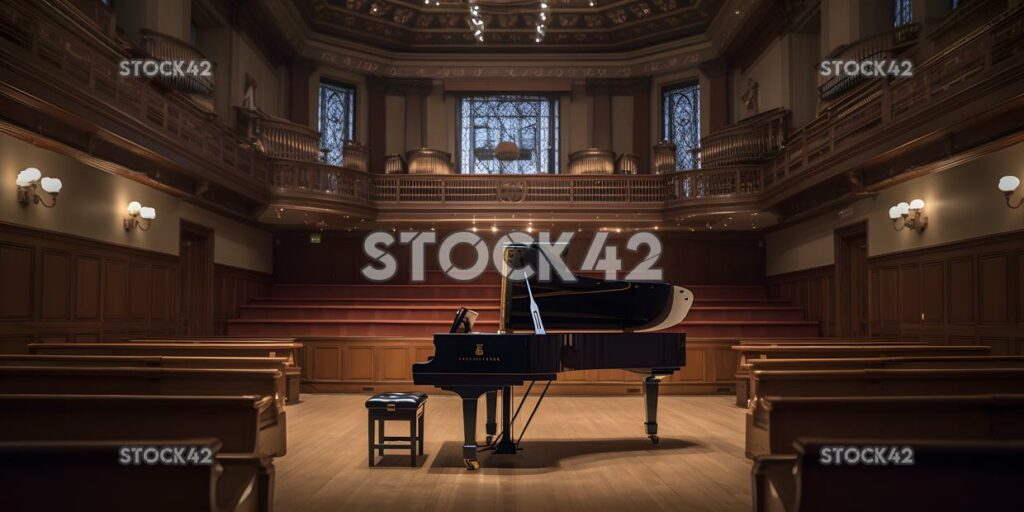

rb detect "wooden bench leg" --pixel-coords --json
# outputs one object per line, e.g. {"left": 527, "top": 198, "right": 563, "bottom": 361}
{"left": 368, "top": 417, "right": 375, "bottom": 467}
{"left": 418, "top": 409, "right": 425, "bottom": 456}
{"left": 409, "top": 417, "right": 418, "bottom": 467}
{"left": 378, "top": 419, "right": 385, "bottom": 456}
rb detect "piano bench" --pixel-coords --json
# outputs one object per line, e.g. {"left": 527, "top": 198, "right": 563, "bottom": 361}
{"left": 366, "top": 392, "right": 427, "bottom": 467}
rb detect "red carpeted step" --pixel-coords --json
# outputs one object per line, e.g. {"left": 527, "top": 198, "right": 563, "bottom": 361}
{"left": 685, "top": 306, "right": 806, "bottom": 321}
{"left": 684, "top": 285, "right": 768, "bottom": 300}
{"left": 238, "top": 304, "right": 501, "bottom": 321}
{"left": 665, "top": 320, "right": 821, "bottom": 337}
{"left": 270, "top": 284, "right": 499, "bottom": 299}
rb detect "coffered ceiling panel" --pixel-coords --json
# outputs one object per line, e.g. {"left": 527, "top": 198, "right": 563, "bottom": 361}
{"left": 296, "top": 0, "right": 725, "bottom": 52}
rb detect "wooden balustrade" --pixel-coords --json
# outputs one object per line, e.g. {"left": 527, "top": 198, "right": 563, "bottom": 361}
{"left": 140, "top": 29, "right": 215, "bottom": 96}
{"left": 766, "top": 5, "right": 1024, "bottom": 190}
{"left": 342, "top": 141, "right": 369, "bottom": 173}
{"left": 929, "top": 0, "right": 1007, "bottom": 49}
{"left": 236, "top": 108, "right": 324, "bottom": 162}
{"left": 818, "top": 23, "right": 920, "bottom": 101}
{"left": 3, "top": 0, "right": 1021, "bottom": 222}
{"left": 0, "top": 0, "right": 268, "bottom": 199}
{"left": 692, "top": 109, "right": 789, "bottom": 168}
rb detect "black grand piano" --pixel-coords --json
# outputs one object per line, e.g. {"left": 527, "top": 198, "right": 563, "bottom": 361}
{"left": 412, "top": 244, "right": 694, "bottom": 469}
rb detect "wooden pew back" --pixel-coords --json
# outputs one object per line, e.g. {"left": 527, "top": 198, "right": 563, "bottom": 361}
{"left": 0, "top": 439, "right": 226, "bottom": 512}
{"left": 746, "top": 394, "right": 1024, "bottom": 458}
{"left": 752, "top": 367, "right": 1024, "bottom": 402}
{"left": 0, "top": 353, "right": 289, "bottom": 371}
{"left": 0, "top": 394, "right": 277, "bottom": 457}
{"left": 29, "top": 342, "right": 301, "bottom": 366}
{"left": 0, "top": 365, "right": 284, "bottom": 409}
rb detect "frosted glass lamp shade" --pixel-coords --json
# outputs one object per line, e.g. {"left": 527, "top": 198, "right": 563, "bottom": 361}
{"left": 139, "top": 207, "right": 156, "bottom": 220}
{"left": 888, "top": 206, "right": 902, "bottom": 220}
{"left": 127, "top": 201, "right": 142, "bottom": 216}
{"left": 16, "top": 167, "right": 41, "bottom": 187}
{"left": 999, "top": 176, "right": 1020, "bottom": 193}
{"left": 908, "top": 199, "right": 925, "bottom": 211}
{"left": 40, "top": 177, "right": 62, "bottom": 194}
{"left": 896, "top": 202, "right": 910, "bottom": 216}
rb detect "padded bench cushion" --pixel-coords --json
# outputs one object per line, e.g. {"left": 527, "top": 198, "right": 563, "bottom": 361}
{"left": 365, "top": 392, "right": 428, "bottom": 410}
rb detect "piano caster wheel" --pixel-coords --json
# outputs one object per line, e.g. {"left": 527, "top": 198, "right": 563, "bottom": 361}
{"left": 649, "top": 435, "right": 660, "bottom": 445}
{"left": 485, "top": 435, "right": 493, "bottom": 445}
{"left": 464, "top": 459, "right": 481, "bottom": 470}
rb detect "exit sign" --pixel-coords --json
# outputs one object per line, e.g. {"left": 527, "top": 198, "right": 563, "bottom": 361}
{"left": 309, "top": 233, "right": 322, "bottom": 244}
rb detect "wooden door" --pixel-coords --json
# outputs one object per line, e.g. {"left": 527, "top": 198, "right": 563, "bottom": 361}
{"left": 836, "top": 223, "right": 869, "bottom": 337}
{"left": 179, "top": 223, "right": 214, "bottom": 336}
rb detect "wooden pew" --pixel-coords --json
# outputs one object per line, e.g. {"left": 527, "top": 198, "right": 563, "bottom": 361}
{"left": 753, "top": 439, "right": 1023, "bottom": 512}
{"left": 746, "top": 394, "right": 1024, "bottom": 458}
{"left": 0, "top": 366, "right": 286, "bottom": 456}
{"left": 29, "top": 342, "right": 301, "bottom": 404}
{"left": 742, "top": 354, "right": 1024, "bottom": 405}
{"left": 750, "top": 367, "right": 1024, "bottom": 404}
{"left": 733, "top": 343, "right": 987, "bottom": 405}
{"left": 0, "top": 353, "right": 290, "bottom": 371}
{"left": 0, "top": 393, "right": 280, "bottom": 457}
{"left": 0, "top": 439, "right": 267, "bottom": 512}
{"left": 138, "top": 340, "right": 301, "bottom": 404}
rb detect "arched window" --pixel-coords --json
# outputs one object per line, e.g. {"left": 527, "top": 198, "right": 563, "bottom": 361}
{"left": 318, "top": 80, "right": 356, "bottom": 166}
{"left": 662, "top": 82, "right": 701, "bottom": 171}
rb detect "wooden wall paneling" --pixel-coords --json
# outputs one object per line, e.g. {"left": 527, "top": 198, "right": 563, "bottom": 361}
{"left": 920, "top": 261, "right": 945, "bottom": 324}
{"left": 128, "top": 264, "right": 150, "bottom": 320}
{"left": 879, "top": 266, "right": 900, "bottom": 327}
{"left": 0, "top": 243, "right": 34, "bottom": 319}
{"left": 74, "top": 256, "right": 101, "bottom": 320}
{"left": 103, "top": 259, "right": 127, "bottom": 321}
{"left": 766, "top": 265, "right": 833, "bottom": 336}
{"left": 978, "top": 253, "right": 1010, "bottom": 324}
{"left": 899, "top": 264, "right": 921, "bottom": 324}
{"left": 0, "top": 223, "right": 180, "bottom": 350}
{"left": 213, "top": 264, "right": 272, "bottom": 334}
{"left": 39, "top": 250, "right": 70, "bottom": 320}
{"left": 947, "top": 256, "right": 975, "bottom": 324}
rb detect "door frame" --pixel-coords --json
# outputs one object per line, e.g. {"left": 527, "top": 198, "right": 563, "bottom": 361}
{"left": 179, "top": 221, "right": 215, "bottom": 336}
{"left": 834, "top": 221, "right": 869, "bottom": 338}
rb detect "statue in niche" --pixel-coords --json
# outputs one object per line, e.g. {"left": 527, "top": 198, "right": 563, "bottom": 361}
{"left": 241, "top": 74, "right": 258, "bottom": 112}
{"left": 742, "top": 79, "right": 759, "bottom": 115}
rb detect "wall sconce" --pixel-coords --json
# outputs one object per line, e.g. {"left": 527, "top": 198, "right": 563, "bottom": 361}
{"left": 998, "top": 176, "right": 1021, "bottom": 208}
{"left": 888, "top": 199, "right": 928, "bottom": 233}
{"left": 16, "top": 167, "right": 62, "bottom": 208}
{"left": 124, "top": 201, "right": 156, "bottom": 231}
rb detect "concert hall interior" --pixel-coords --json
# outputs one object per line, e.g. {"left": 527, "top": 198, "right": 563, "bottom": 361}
{"left": 1, "top": 0, "right": 1023, "bottom": 510}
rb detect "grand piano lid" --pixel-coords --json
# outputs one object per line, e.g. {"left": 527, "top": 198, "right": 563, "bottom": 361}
{"left": 500, "top": 244, "right": 694, "bottom": 333}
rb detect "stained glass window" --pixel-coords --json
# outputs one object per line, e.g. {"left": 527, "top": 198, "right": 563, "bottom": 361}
{"left": 662, "top": 82, "right": 701, "bottom": 171}
{"left": 951, "top": 0, "right": 960, "bottom": 8}
{"left": 318, "top": 80, "right": 355, "bottom": 166}
{"left": 457, "top": 95, "right": 559, "bottom": 174}
{"left": 894, "top": 0, "right": 912, "bottom": 26}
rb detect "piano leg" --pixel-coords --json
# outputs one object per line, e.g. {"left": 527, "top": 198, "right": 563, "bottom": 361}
{"left": 493, "top": 386, "right": 517, "bottom": 455}
{"left": 485, "top": 390, "right": 497, "bottom": 444}
{"left": 644, "top": 375, "right": 663, "bottom": 444}
{"left": 460, "top": 396, "right": 481, "bottom": 469}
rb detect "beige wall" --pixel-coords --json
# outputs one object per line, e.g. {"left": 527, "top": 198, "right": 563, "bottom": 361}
{"left": 732, "top": 38, "right": 787, "bottom": 122}
{"left": 231, "top": 33, "right": 286, "bottom": 119}
{"left": 766, "top": 141, "right": 1024, "bottom": 275}
{"left": 113, "top": 0, "right": 190, "bottom": 46}
{"left": 0, "top": 134, "right": 273, "bottom": 273}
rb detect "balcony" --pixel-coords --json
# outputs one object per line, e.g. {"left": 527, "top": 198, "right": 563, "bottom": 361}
{"left": 1, "top": 0, "right": 1022, "bottom": 228}
{"left": 140, "top": 29, "right": 215, "bottom": 98}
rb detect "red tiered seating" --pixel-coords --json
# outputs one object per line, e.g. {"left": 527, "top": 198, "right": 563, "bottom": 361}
{"left": 227, "top": 282, "right": 820, "bottom": 338}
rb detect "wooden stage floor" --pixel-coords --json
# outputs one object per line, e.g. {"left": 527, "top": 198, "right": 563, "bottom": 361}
{"left": 275, "top": 394, "right": 751, "bottom": 512}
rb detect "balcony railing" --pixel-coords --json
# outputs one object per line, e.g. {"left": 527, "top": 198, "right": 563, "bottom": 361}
{"left": 237, "top": 108, "right": 323, "bottom": 162}
{"left": 768, "top": 5, "right": 1024, "bottom": 190}
{"left": 140, "top": 29, "right": 215, "bottom": 96}
{"left": 0, "top": 0, "right": 268, "bottom": 199}
{"left": 818, "top": 23, "right": 921, "bottom": 101}
{"left": 691, "top": 108, "right": 789, "bottom": 168}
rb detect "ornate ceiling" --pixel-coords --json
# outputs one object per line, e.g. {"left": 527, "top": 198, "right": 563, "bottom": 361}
{"left": 295, "top": 0, "right": 725, "bottom": 52}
